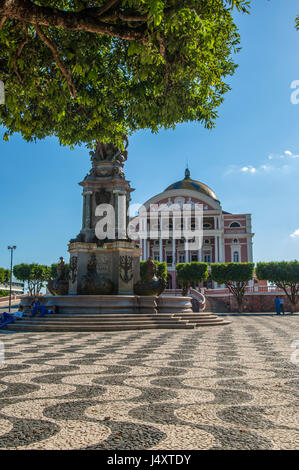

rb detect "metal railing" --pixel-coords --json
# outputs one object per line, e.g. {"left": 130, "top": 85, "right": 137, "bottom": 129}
{"left": 205, "top": 286, "right": 289, "bottom": 296}
{"left": 189, "top": 288, "right": 206, "bottom": 311}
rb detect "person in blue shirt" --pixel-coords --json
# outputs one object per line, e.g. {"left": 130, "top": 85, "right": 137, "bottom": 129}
{"left": 275, "top": 296, "right": 281, "bottom": 315}
{"left": 31, "top": 298, "right": 57, "bottom": 318}
{"left": 0, "top": 306, "right": 24, "bottom": 328}
{"left": 31, "top": 297, "right": 42, "bottom": 317}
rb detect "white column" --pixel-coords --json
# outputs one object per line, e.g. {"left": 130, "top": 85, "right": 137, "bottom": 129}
{"left": 159, "top": 238, "right": 163, "bottom": 262}
{"left": 198, "top": 244, "right": 202, "bottom": 262}
{"left": 172, "top": 238, "right": 176, "bottom": 265}
{"left": 143, "top": 219, "right": 147, "bottom": 260}
{"left": 215, "top": 236, "right": 219, "bottom": 262}
{"left": 219, "top": 236, "right": 224, "bottom": 262}
{"left": 185, "top": 240, "right": 189, "bottom": 263}
{"left": 247, "top": 239, "right": 253, "bottom": 262}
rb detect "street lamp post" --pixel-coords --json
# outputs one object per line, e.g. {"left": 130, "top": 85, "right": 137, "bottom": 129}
{"left": 7, "top": 246, "right": 16, "bottom": 313}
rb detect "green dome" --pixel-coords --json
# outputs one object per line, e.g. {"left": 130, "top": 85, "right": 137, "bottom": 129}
{"left": 165, "top": 169, "right": 219, "bottom": 202}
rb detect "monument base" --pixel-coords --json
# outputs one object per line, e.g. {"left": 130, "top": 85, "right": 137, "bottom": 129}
{"left": 68, "top": 241, "right": 141, "bottom": 296}
{"left": 21, "top": 295, "right": 193, "bottom": 315}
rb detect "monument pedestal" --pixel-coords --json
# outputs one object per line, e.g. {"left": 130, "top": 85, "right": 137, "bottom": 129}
{"left": 68, "top": 240, "right": 140, "bottom": 295}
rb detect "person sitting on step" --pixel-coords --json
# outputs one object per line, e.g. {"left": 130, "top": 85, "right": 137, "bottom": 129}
{"left": 31, "top": 297, "right": 42, "bottom": 317}
{"left": 39, "top": 305, "right": 57, "bottom": 317}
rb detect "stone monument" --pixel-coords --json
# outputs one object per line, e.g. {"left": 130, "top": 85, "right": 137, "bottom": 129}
{"left": 22, "top": 140, "right": 195, "bottom": 316}
{"left": 68, "top": 138, "right": 140, "bottom": 295}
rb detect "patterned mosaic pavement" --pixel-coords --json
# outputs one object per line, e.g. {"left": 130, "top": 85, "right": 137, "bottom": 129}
{"left": 0, "top": 316, "right": 298, "bottom": 450}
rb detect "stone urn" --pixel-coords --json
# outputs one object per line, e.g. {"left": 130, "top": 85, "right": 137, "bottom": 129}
{"left": 134, "top": 257, "right": 166, "bottom": 296}
{"left": 134, "top": 278, "right": 166, "bottom": 296}
{"left": 47, "top": 279, "right": 69, "bottom": 296}
{"left": 47, "top": 257, "right": 69, "bottom": 296}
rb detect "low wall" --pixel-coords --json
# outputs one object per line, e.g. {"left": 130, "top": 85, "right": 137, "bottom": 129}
{"left": 211, "top": 293, "right": 299, "bottom": 313}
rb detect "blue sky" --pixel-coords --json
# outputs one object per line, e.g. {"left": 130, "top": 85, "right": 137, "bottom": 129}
{"left": 1, "top": 0, "right": 299, "bottom": 271}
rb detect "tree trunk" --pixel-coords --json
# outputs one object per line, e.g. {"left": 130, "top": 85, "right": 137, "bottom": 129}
{"left": 182, "top": 283, "right": 189, "bottom": 297}
{"left": 236, "top": 294, "right": 244, "bottom": 313}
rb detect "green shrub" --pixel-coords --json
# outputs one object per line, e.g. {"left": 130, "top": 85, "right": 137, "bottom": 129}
{"left": 176, "top": 262, "right": 209, "bottom": 296}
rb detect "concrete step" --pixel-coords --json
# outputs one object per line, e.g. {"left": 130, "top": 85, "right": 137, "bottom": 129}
{"left": 21, "top": 315, "right": 219, "bottom": 323}
{"left": 7, "top": 319, "right": 230, "bottom": 332}
{"left": 23, "top": 312, "right": 217, "bottom": 318}
{"left": 6, "top": 312, "right": 230, "bottom": 332}
{"left": 7, "top": 323, "right": 197, "bottom": 332}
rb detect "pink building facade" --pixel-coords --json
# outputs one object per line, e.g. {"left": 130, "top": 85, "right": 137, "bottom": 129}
{"left": 138, "top": 169, "right": 254, "bottom": 290}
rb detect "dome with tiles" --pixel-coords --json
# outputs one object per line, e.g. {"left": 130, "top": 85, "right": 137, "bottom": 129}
{"left": 164, "top": 168, "right": 219, "bottom": 202}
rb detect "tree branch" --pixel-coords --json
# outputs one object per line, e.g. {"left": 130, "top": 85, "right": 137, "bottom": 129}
{"left": 0, "top": 15, "right": 7, "bottom": 29}
{"left": 35, "top": 25, "right": 77, "bottom": 98}
{"left": 97, "top": 0, "right": 121, "bottom": 17}
{"left": 1, "top": 0, "right": 147, "bottom": 41}
{"left": 159, "top": 34, "right": 170, "bottom": 95}
{"left": 13, "top": 31, "right": 29, "bottom": 83}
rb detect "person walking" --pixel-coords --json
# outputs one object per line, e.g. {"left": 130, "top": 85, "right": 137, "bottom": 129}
{"left": 275, "top": 296, "right": 281, "bottom": 315}
{"left": 279, "top": 297, "right": 285, "bottom": 315}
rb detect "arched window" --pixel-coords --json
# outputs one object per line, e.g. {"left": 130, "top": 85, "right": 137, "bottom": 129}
{"left": 233, "top": 238, "right": 239, "bottom": 244}
{"left": 230, "top": 222, "right": 241, "bottom": 228}
{"left": 233, "top": 251, "right": 240, "bottom": 262}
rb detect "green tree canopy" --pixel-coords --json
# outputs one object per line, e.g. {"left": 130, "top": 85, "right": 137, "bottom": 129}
{"left": 256, "top": 261, "right": 299, "bottom": 312}
{"left": 0, "top": 267, "right": 10, "bottom": 283}
{"left": 0, "top": 0, "right": 249, "bottom": 147}
{"left": 176, "top": 262, "right": 209, "bottom": 295}
{"left": 211, "top": 262, "right": 254, "bottom": 312}
{"left": 13, "top": 263, "right": 51, "bottom": 295}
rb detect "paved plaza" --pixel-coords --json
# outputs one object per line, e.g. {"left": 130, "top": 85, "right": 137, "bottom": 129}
{"left": 0, "top": 316, "right": 298, "bottom": 450}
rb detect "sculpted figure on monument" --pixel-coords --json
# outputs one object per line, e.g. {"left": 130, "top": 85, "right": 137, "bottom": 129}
{"left": 57, "top": 257, "right": 67, "bottom": 280}
{"left": 47, "top": 257, "right": 69, "bottom": 296}
{"left": 79, "top": 253, "right": 114, "bottom": 295}
{"left": 89, "top": 137, "right": 128, "bottom": 166}
{"left": 145, "top": 256, "right": 157, "bottom": 282}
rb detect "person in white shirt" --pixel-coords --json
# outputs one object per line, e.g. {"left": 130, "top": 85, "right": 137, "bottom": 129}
{"left": 279, "top": 297, "right": 285, "bottom": 315}
{"left": 12, "top": 306, "right": 24, "bottom": 320}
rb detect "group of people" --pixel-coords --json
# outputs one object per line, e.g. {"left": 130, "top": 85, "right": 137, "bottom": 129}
{"left": 0, "top": 297, "right": 57, "bottom": 329}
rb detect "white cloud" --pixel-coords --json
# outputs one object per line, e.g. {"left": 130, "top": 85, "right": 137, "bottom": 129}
{"left": 290, "top": 228, "right": 299, "bottom": 238}
{"left": 268, "top": 150, "right": 299, "bottom": 160}
{"left": 241, "top": 166, "right": 256, "bottom": 174}
{"left": 225, "top": 148, "right": 299, "bottom": 177}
